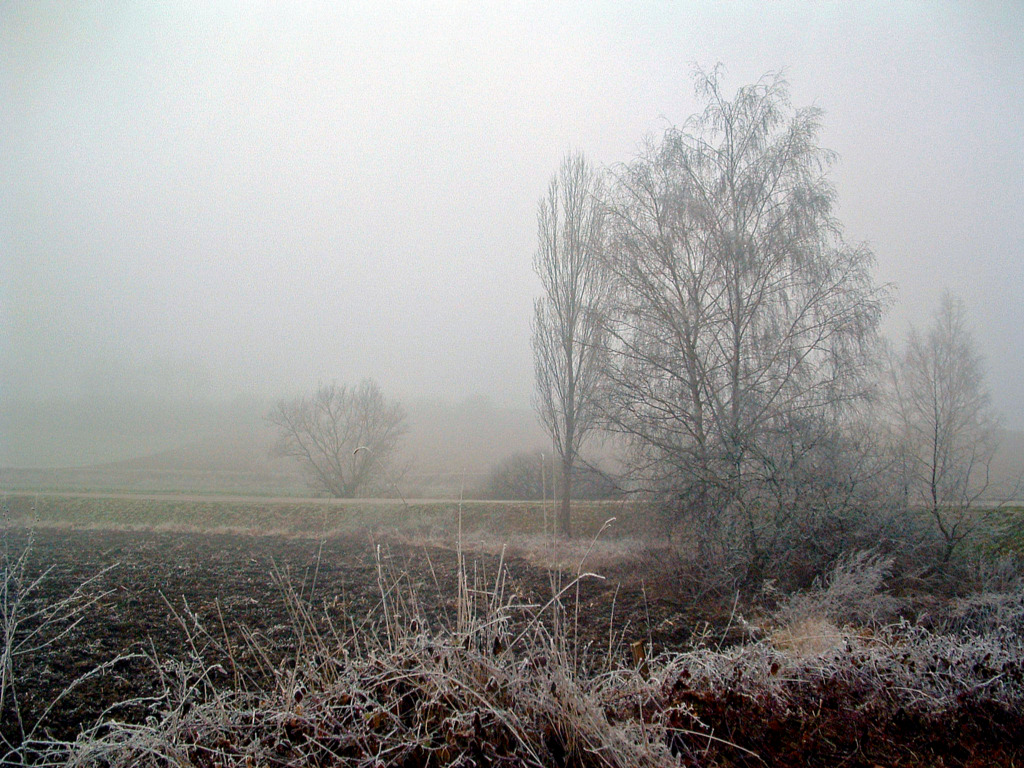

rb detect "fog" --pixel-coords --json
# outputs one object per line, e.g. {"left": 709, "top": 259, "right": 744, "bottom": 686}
{"left": 3, "top": 2, "right": 1023, "bottom": 467}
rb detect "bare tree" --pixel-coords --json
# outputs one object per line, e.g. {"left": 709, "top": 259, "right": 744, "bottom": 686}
{"left": 599, "top": 69, "right": 887, "bottom": 571}
{"left": 268, "top": 379, "right": 407, "bottom": 498}
{"left": 894, "top": 291, "right": 999, "bottom": 562}
{"left": 532, "top": 152, "right": 610, "bottom": 538}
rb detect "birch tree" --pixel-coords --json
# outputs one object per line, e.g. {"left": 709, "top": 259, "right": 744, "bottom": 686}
{"left": 600, "top": 69, "right": 887, "bottom": 569}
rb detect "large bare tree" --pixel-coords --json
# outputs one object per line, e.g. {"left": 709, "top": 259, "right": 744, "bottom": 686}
{"left": 268, "top": 379, "right": 407, "bottom": 498}
{"left": 893, "top": 291, "right": 999, "bottom": 562}
{"left": 532, "top": 152, "right": 609, "bottom": 538}
{"left": 599, "top": 69, "right": 887, "bottom": 569}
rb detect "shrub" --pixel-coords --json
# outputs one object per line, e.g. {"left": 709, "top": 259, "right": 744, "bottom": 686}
{"left": 477, "top": 451, "right": 620, "bottom": 501}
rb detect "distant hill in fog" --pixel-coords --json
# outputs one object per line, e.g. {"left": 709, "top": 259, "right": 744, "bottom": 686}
{"left": 402, "top": 397, "right": 547, "bottom": 471}
{"left": 2, "top": 392, "right": 1019, "bottom": 501}
{"left": 0, "top": 395, "right": 550, "bottom": 497}
{"left": 0, "top": 396, "right": 267, "bottom": 469}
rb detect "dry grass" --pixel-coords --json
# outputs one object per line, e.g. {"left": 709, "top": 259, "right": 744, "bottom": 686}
{"left": 0, "top": 494, "right": 656, "bottom": 556}
{"left": 769, "top": 616, "right": 849, "bottom": 658}
{"left": 405, "top": 527, "right": 659, "bottom": 576}
{"left": 51, "top": 568, "right": 1018, "bottom": 768}
{"left": 773, "top": 549, "right": 902, "bottom": 627}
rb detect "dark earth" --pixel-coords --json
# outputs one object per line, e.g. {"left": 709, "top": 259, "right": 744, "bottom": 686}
{"left": 6, "top": 527, "right": 1023, "bottom": 767}
{"left": 3, "top": 526, "right": 695, "bottom": 749}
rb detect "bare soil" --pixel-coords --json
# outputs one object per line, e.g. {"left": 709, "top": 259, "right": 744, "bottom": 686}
{"left": 4, "top": 527, "right": 690, "bottom": 747}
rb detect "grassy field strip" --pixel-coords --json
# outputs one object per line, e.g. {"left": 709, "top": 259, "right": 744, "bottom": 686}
{"left": 0, "top": 492, "right": 637, "bottom": 539}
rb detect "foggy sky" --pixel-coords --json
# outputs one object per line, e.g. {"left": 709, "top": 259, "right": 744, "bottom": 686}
{"left": 3, "top": 2, "right": 1024, "bottom": 459}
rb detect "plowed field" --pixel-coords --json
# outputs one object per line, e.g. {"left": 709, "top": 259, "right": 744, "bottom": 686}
{"left": 3, "top": 527, "right": 691, "bottom": 747}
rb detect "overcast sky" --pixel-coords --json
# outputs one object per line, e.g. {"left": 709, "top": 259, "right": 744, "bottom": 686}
{"left": 3, "top": 2, "right": 1023, "bottom": 436}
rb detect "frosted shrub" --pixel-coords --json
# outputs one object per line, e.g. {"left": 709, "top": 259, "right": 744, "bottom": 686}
{"left": 776, "top": 549, "right": 901, "bottom": 627}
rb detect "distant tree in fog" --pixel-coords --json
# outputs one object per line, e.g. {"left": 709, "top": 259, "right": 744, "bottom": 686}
{"left": 268, "top": 380, "right": 407, "bottom": 498}
{"left": 893, "top": 291, "right": 1000, "bottom": 562}
{"left": 532, "top": 152, "right": 611, "bottom": 538}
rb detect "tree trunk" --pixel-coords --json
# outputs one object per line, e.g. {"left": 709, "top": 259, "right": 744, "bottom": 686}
{"left": 558, "top": 455, "right": 573, "bottom": 538}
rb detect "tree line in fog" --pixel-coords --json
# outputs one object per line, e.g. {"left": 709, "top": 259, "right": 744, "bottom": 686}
{"left": 270, "top": 69, "right": 1009, "bottom": 583}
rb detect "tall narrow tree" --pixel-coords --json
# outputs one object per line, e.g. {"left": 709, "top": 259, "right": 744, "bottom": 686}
{"left": 532, "top": 153, "right": 609, "bottom": 538}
